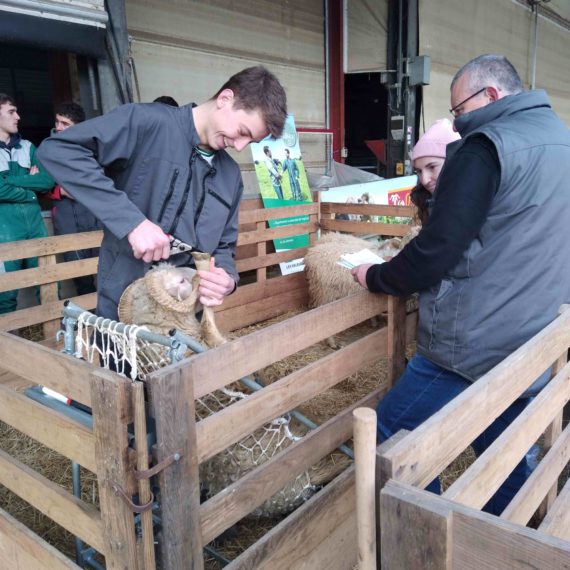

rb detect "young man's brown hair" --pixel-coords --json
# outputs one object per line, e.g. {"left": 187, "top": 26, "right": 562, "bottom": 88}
{"left": 214, "top": 66, "right": 287, "bottom": 138}
{"left": 0, "top": 94, "right": 16, "bottom": 108}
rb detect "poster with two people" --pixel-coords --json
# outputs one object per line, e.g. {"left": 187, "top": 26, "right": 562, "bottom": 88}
{"left": 251, "top": 115, "right": 312, "bottom": 275}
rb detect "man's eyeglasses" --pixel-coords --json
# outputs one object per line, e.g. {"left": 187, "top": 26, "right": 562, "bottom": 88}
{"left": 449, "top": 87, "right": 487, "bottom": 118}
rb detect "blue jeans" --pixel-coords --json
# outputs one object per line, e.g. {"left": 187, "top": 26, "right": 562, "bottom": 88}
{"left": 377, "top": 354, "right": 539, "bottom": 515}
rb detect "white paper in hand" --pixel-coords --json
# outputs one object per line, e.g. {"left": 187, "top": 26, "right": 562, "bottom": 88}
{"left": 337, "top": 248, "right": 386, "bottom": 269}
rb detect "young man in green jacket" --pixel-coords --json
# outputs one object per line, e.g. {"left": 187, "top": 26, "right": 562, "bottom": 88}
{"left": 0, "top": 93, "right": 54, "bottom": 314}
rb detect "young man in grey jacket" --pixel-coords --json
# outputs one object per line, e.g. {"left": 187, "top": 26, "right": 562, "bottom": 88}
{"left": 37, "top": 66, "right": 287, "bottom": 321}
{"left": 351, "top": 54, "right": 570, "bottom": 515}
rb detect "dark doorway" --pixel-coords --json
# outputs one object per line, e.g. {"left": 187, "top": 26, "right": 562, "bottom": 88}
{"left": 344, "top": 72, "right": 388, "bottom": 176}
{"left": 0, "top": 44, "right": 63, "bottom": 146}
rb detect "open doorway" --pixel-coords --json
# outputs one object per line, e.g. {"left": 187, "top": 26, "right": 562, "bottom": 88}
{"left": 0, "top": 44, "right": 59, "bottom": 146}
{"left": 344, "top": 72, "right": 388, "bottom": 176}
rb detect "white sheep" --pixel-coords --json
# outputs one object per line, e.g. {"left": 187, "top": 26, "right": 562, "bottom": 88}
{"left": 304, "top": 228, "right": 419, "bottom": 347}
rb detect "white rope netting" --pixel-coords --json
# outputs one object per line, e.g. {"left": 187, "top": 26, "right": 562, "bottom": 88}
{"left": 72, "top": 310, "right": 316, "bottom": 515}
{"left": 75, "top": 313, "right": 171, "bottom": 379}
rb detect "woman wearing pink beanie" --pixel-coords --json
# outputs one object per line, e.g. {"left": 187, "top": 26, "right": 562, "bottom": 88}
{"left": 410, "top": 118, "right": 460, "bottom": 224}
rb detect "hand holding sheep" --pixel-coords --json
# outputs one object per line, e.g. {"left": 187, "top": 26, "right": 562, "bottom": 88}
{"left": 351, "top": 263, "right": 372, "bottom": 289}
{"left": 197, "top": 257, "right": 236, "bottom": 307}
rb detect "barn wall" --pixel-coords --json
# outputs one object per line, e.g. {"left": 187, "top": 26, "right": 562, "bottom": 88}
{"left": 346, "top": 0, "right": 389, "bottom": 73}
{"left": 125, "top": 0, "right": 327, "bottom": 194}
{"left": 419, "top": 0, "right": 570, "bottom": 130}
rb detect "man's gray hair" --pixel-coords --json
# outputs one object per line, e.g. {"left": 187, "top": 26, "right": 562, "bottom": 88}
{"left": 451, "top": 54, "right": 523, "bottom": 96}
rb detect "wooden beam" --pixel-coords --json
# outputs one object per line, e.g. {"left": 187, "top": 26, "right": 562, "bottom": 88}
{"left": 0, "top": 383, "right": 96, "bottom": 472}
{"left": 320, "top": 218, "right": 412, "bottom": 236}
{"left": 320, "top": 203, "right": 414, "bottom": 217}
{"left": 39, "top": 253, "right": 60, "bottom": 342}
{"left": 538, "top": 349, "right": 567, "bottom": 519}
{"left": 539, "top": 476, "right": 570, "bottom": 541}
{"left": 158, "top": 290, "right": 388, "bottom": 401}
{"left": 237, "top": 221, "right": 318, "bottom": 246}
{"left": 0, "top": 231, "right": 102, "bottom": 261}
{"left": 0, "top": 257, "right": 98, "bottom": 291}
{"left": 214, "top": 284, "right": 307, "bottom": 332}
{"left": 0, "top": 506, "right": 80, "bottom": 569}
{"left": 91, "top": 370, "right": 140, "bottom": 570}
{"left": 148, "top": 367, "right": 203, "bottom": 570}
{"left": 0, "top": 448, "right": 105, "bottom": 554}
{"left": 353, "top": 408, "right": 378, "bottom": 570}
{"left": 215, "top": 272, "right": 306, "bottom": 311}
{"left": 380, "top": 480, "right": 452, "bottom": 569}
{"left": 235, "top": 247, "right": 310, "bottom": 273}
{"left": 226, "top": 466, "right": 358, "bottom": 570}
{"left": 196, "top": 326, "right": 389, "bottom": 462}
{"left": 0, "top": 333, "right": 94, "bottom": 406}
{"left": 501, "top": 422, "right": 570, "bottom": 525}
{"left": 0, "top": 291, "right": 97, "bottom": 332}
{"left": 387, "top": 296, "right": 407, "bottom": 388}
{"left": 238, "top": 203, "right": 318, "bottom": 224}
{"left": 452, "top": 498, "right": 570, "bottom": 569}
{"left": 380, "top": 308, "right": 570, "bottom": 489}
{"left": 382, "top": 480, "right": 570, "bottom": 569}
{"left": 200, "top": 386, "right": 386, "bottom": 543}
{"left": 443, "top": 360, "right": 570, "bottom": 508}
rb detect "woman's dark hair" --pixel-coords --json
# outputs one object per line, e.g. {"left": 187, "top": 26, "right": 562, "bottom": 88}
{"left": 410, "top": 183, "right": 431, "bottom": 226}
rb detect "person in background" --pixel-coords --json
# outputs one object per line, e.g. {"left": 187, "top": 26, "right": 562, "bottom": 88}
{"left": 0, "top": 93, "right": 54, "bottom": 314}
{"left": 351, "top": 54, "right": 570, "bottom": 515}
{"left": 153, "top": 95, "right": 179, "bottom": 107}
{"left": 282, "top": 147, "right": 302, "bottom": 200}
{"left": 37, "top": 66, "right": 288, "bottom": 321}
{"left": 48, "top": 101, "right": 102, "bottom": 296}
{"left": 263, "top": 145, "right": 284, "bottom": 200}
{"left": 409, "top": 118, "right": 460, "bottom": 226}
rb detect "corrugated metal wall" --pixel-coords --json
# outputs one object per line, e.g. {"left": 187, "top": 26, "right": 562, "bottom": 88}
{"left": 419, "top": 0, "right": 570, "bottom": 130}
{"left": 126, "top": 0, "right": 326, "bottom": 194}
{"left": 346, "top": 0, "right": 388, "bottom": 73}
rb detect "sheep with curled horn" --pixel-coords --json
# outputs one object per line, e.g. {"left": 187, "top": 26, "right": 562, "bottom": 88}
{"left": 118, "top": 251, "right": 226, "bottom": 350}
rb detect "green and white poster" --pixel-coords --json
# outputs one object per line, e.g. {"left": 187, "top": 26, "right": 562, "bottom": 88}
{"left": 251, "top": 115, "right": 312, "bottom": 275}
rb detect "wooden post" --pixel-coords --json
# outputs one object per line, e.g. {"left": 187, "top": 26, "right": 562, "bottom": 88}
{"left": 132, "top": 381, "right": 156, "bottom": 570}
{"left": 538, "top": 350, "right": 567, "bottom": 519}
{"left": 375, "top": 429, "right": 410, "bottom": 568}
{"left": 91, "top": 370, "right": 140, "bottom": 570}
{"left": 38, "top": 254, "right": 60, "bottom": 342}
{"left": 147, "top": 366, "right": 203, "bottom": 570}
{"left": 387, "top": 295, "right": 407, "bottom": 388}
{"left": 256, "top": 221, "right": 267, "bottom": 283}
{"left": 381, "top": 480, "right": 452, "bottom": 569}
{"left": 353, "top": 408, "right": 377, "bottom": 570}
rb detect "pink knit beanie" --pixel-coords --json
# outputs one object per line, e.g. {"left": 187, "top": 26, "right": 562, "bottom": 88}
{"left": 411, "top": 118, "right": 460, "bottom": 161}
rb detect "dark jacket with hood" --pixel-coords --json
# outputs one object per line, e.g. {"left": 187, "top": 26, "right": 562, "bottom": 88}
{"left": 37, "top": 102, "right": 243, "bottom": 319}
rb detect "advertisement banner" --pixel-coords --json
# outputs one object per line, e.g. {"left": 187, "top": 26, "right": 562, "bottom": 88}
{"left": 251, "top": 115, "right": 313, "bottom": 274}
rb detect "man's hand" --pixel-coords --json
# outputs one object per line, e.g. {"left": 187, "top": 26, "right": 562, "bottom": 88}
{"left": 197, "top": 257, "right": 236, "bottom": 307}
{"left": 350, "top": 263, "right": 373, "bottom": 290}
{"left": 60, "top": 187, "right": 72, "bottom": 198}
{"left": 127, "top": 219, "right": 171, "bottom": 263}
{"left": 29, "top": 166, "right": 39, "bottom": 175}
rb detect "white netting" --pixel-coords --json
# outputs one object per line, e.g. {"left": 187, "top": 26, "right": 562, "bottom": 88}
{"left": 72, "top": 310, "right": 316, "bottom": 515}
{"left": 75, "top": 313, "right": 171, "bottom": 379}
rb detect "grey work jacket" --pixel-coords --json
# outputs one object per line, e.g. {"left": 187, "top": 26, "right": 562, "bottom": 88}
{"left": 417, "top": 90, "right": 570, "bottom": 389}
{"left": 37, "top": 102, "right": 243, "bottom": 319}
